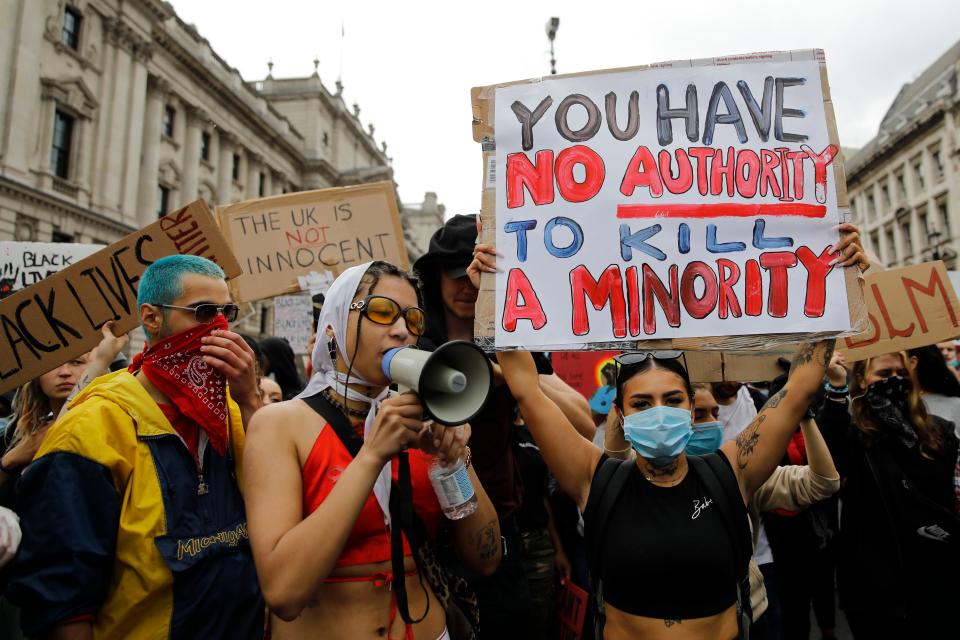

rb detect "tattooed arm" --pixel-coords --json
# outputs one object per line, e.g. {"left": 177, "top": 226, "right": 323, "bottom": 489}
{"left": 719, "top": 339, "right": 836, "bottom": 502}
{"left": 450, "top": 465, "right": 501, "bottom": 575}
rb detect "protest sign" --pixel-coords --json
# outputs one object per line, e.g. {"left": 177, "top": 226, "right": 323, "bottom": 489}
{"left": 216, "top": 181, "right": 409, "bottom": 302}
{"left": 0, "top": 200, "right": 240, "bottom": 395}
{"left": 556, "top": 581, "right": 588, "bottom": 640}
{"left": 1, "top": 242, "right": 102, "bottom": 299}
{"left": 472, "top": 49, "right": 864, "bottom": 351}
{"left": 273, "top": 294, "right": 314, "bottom": 354}
{"left": 841, "top": 261, "right": 960, "bottom": 361}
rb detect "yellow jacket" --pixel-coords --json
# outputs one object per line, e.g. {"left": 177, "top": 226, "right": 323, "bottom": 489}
{"left": 6, "top": 370, "right": 264, "bottom": 639}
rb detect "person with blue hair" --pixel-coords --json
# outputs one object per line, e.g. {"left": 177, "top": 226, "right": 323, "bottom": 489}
{"left": 6, "top": 254, "right": 266, "bottom": 639}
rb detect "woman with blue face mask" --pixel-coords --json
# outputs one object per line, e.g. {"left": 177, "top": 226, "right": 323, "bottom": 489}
{"left": 496, "top": 339, "right": 845, "bottom": 640}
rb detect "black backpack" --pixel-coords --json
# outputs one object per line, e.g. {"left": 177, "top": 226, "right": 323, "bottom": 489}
{"left": 584, "top": 453, "right": 753, "bottom": 639}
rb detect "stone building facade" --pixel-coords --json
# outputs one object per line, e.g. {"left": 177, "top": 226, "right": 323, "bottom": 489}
{"left": 401, "top": 192, "right": 447, "bottom": 263}
{"left": 847, "top": 40, "right": 960, "bottom": 269}
{"left": 0, "top": 0, "right": 395, "bottom": 250}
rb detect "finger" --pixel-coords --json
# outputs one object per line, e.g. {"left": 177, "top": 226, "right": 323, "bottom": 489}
{"left": 101, "top": 321, "right": 117, "bottom": 340}
{"left": 840, "top": 250, "right": 864, "bottom": 268}
{"left": 200, "top": 342, "right": 250, "bottom": 371}
{"left": 474, "top": 244, "right": 502, "bottom": 258}
{"left": 833, "top": 232, "right": 860, "bottom": 252}
{"left": 203, "top": 357, "right": 243, "bottom": 382}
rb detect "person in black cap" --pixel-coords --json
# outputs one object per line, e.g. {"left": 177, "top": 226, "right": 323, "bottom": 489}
{"left": 414, "top": 214, "right": 593, "bottom": 638}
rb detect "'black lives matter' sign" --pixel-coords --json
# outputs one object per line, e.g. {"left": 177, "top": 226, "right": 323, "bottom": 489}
{"left": 0, "top": 201, "right": 240, "bottom": 395}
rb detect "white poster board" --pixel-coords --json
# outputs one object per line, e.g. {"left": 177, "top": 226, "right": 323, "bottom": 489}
{"left": 0, "top": 241, "right": 102, "bottom": 299}
{"left": 273, "top": 294, "right": 314, "bottom": 355}
{"left": 486, "top": 51, "right": 852, "bottom": 350}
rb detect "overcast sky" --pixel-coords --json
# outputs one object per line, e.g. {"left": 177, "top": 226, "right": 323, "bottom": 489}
{"left": 170, "top": 0, "right": 957, "bottom": 218}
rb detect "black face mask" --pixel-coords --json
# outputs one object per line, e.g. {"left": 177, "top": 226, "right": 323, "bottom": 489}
{"left": 864, "top": 375, "right": 917, "bottom": 448}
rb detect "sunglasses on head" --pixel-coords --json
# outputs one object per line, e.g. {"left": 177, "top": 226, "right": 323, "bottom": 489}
{"left": 349, "top": 295, "right": 426, "bottom": 337}
{"left": 155, "top": 303, "right": 240, "bottom": 323}
{"left": 614, "top": 350, "right": 683, "bottom": 367}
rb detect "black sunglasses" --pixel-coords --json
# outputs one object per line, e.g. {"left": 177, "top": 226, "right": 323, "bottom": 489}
{"left": 349, "top": 295, "right": 426, "bottom": 337}
{"left": 155, "top": 303, "right": 240, "bottom": 323}
{"left": 614, "top": 350, "right": 683, "bottom": 366}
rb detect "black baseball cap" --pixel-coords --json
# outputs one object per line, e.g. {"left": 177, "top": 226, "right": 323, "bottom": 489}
{"left": 413, "top": 214, "right": 477, "bottom": 279}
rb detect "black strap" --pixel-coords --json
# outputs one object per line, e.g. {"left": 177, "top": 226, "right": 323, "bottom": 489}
{"left": 301, "top": 391, "right": 428, "bottom": 625}
{"left": 584, "top": 456, "right": 634, "bottom": 580}
{"left": 688, "top": 454, "right": 752, "bottom": 638}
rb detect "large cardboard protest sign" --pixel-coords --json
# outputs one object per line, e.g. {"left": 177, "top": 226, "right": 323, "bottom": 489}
{"left": 841, "top": 261, "right": 960, "bottom": 361}
{"left": 0, "top": 201, "right": 241, "bottom": 395}
{"left": 217, "top": 182, "right": 409, "bottom": 302}
{"left": 472, "top": 50, "right": 864, "bottom": 351}
{"left": 1, "top": 242, "right": 102, "bottom": 299}
{"left": 273, "top": 294, "right": 314, "bottom": 355}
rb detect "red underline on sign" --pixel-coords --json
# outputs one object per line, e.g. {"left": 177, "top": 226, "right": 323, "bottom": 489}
{"left": 616, "top": 203, "right": 827, "bottom": 219}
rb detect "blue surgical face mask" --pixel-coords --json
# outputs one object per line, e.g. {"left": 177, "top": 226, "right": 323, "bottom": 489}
{"left": 622, "top": 405, "right": 693, "bottom": 466}
{"left": 950, "top": 359, "right": 959, "bottom": 369}
{"left": 685, "top": 421, "right": 724, "bottom": 456}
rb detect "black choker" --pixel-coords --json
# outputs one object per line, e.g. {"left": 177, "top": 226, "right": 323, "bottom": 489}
{"left": 322, "top": 387, "right": 369, "bottom": 419}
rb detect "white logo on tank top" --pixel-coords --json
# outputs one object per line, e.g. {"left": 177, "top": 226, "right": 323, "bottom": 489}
{"left": 691, "top": 496, "right": 713, "bottom": 520}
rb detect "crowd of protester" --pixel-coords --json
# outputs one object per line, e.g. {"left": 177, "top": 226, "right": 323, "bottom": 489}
{"left": 0, "top": 216, "right": 956, "bottom": 640}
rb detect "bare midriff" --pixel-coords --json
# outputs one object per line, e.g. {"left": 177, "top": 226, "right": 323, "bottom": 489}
{"left": 269, "top": 556, "right": 446, "bottom": 640}
{"left": 602, "top": 602, "right": 738, "bottom": 640}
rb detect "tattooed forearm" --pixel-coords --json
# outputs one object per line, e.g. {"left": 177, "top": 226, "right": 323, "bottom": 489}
{"left": 820, "top": 339, "right": 836, "bottom": 367}
{"left": 789, "top": 342, "right": 816, "bottom": 374}
{"left": 473, "top": 519, "right": 499, "bottom": 560}
{"left": 735, "top": 414, "right": 765, "bottom": 470}
{"left": 761, "top": 387, "right": 788, "bottom": 412}
{"left": 664, "top": 619, "right": 682, "bottom": 627}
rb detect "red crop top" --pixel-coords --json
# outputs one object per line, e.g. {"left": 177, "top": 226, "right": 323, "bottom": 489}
{"left": 302, "top": 424, "right": 443, "bottom": 567}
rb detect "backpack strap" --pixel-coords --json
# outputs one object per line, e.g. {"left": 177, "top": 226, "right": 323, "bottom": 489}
{"left": 584, "top": 456, "right": 635, "bottom": 579}
{"left": 688, "top": 453, "right": 753, "bottom": 639}
{"left": 301, "top": 391, "right": 363, "bottom": 456}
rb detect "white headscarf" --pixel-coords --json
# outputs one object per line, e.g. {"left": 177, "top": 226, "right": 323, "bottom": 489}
{"left": 297, "top": 261, "right": 393, "bottom": 524}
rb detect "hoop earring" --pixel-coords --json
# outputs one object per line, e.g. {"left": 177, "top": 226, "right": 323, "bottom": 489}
{"left": 328, "top": 337, "right": 337, "bottom": 364}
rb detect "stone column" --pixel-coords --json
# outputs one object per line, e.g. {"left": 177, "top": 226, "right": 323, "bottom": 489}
{"left": 247, "top": 152, "right": 261, "bottom": 199}
{"left": 262, "top": 166, "right": 272, "bottom": 197}
{"left": 181, "top": 104, "right": 206, "bottom": 205}
{"left": 137, "top": 75, "right": 166, "bottom": 224}
{"left": 217, "top": 130, "right": 235, "bottom": 205}
{"left": 122, "top": 52, "right": 150, "bottom": 219}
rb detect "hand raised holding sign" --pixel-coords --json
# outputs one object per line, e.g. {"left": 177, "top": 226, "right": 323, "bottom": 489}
{"left": 201, "top": 329, "right": 262, "bottom": 421}
{"left": 831, "top": 223, "right": 869, "bottom": 270}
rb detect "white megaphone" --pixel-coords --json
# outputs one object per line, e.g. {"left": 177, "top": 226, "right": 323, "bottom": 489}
{"left": 381, "top": 340, "right": 493, "bottom": 426}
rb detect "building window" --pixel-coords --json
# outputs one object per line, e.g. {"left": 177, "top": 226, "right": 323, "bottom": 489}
{"left": 899, "top": 218, "right": 913, "bottom": 256}
{"left": 322, "top": 132, "right": 329, "bottom": 146}
{"left": 918, "top": 205, "right": 929, "bottom": 239}
{"left": 51, "top": 230, "right": 74, "bottom": 243}
{"left": 870, "top": 230, "right": 880, "bottom": 252}
{"left": 880, "top": 183, "right": 890, "bottom": 209}
{"left": 201, "top": 131, "right": 211, "bottom": 162}
{"left": 912, "top": 157, "right": 924, "bottom": 192}
{"left": 258, "top": 172, "right": 266, "bottom": 197}
{"left": 157, "top": 185, "right": 170, "bottom": 218}
{"left": 895, "top": 170, "right": 907, "bottom": 201}
{"left": 937, "top": 197, "right": 951, "bottom": 238}
{"left": 866, "top": 194, "right": 875, "bottom": 218}
{"left": 163, "top": 105, "right": 175, "bottom": 138}
{"left": 885, "top": 226, "right": 897, "bottom": 263}
{"left": 50, "top": 109, "right": 75, "bottom": 179}
{"left": 931, "top": 147, "right": 944, "bottom": 181}
{"left": 62, "top": 6, "right": 82, "bottom": 51}
{"left": 232, "top": 153, "right": 241, "bottom": 181}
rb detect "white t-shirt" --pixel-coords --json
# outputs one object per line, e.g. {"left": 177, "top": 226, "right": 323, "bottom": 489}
{"left": 923, "top": 393, "right": 960, "bottom": 438}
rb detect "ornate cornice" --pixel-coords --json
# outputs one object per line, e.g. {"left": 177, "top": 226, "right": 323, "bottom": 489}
{"left": 102, "top": 15, "right": 153, "bottom": 61}
{"left": 0, "top": 175, "right": 135, "bottom": 237}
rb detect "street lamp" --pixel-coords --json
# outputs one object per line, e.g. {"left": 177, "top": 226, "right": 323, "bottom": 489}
{"left": 545, "top": 17, "right": 559, "bottom": 75}
{"left": 927, "top": 224, "right": 957, "bottom": 263}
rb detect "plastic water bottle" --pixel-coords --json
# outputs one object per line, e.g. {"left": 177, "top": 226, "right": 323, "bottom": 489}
{"left": 429, "top": 456, "right": 478, "bottom": 520}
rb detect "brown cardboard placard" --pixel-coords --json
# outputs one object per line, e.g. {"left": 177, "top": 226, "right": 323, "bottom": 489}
{"left": 840, "top": 261, "right": 960, "bottom": 362}
{"left": 0, "top": 200, "right": 240, "bottom": 395}
{"left": 216, "top": 181, "right": 409, "bottom": 302}
{"left": 471, "top": 49, "right": 866, "bottom": 353}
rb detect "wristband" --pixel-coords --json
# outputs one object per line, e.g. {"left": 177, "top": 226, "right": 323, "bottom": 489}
{"left": 824, "top": 381, "right": 848, "bottom": 395}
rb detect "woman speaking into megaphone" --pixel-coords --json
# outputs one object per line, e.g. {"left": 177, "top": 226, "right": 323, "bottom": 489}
{"left": 243, "top": 261, "right": 500, "bottom": 640}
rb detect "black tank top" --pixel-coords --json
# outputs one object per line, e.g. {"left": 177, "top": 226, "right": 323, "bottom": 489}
{"left": 586, "top": 453, "right": 740, "bottom": 619}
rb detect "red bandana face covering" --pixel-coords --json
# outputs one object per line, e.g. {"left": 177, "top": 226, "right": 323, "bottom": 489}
{"left": 130, "top": 316, "right": 229, "bottom": 455}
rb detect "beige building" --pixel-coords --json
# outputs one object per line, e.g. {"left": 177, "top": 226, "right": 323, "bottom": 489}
{"left": 847, "top": 40, "right": 960, "bottom": 269}
{"left": 0, "top": 0, "right": 396, "bottom": 251}
{"left": 402, "top": 192, "right": 447, "bottom": 263}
